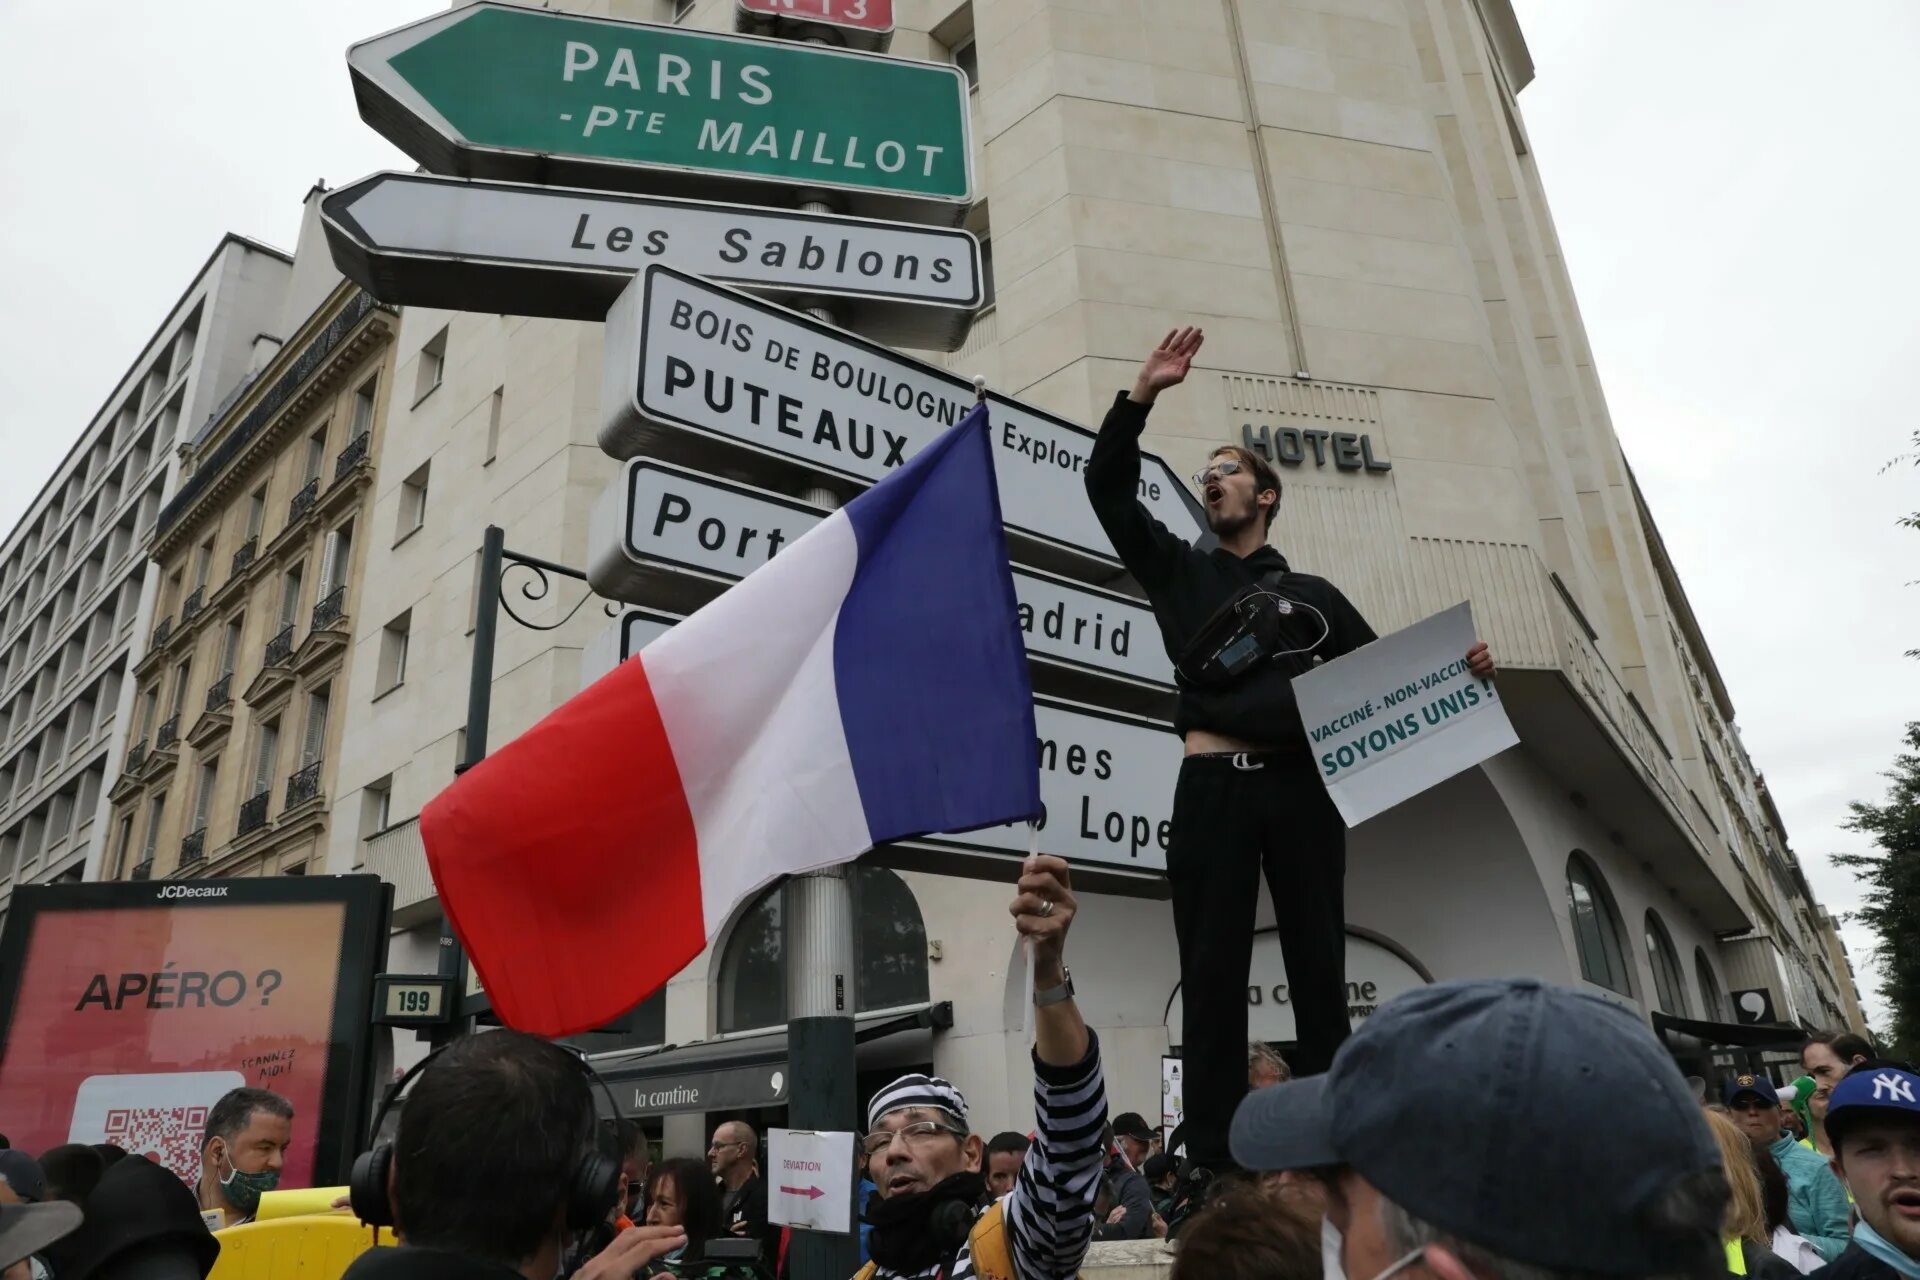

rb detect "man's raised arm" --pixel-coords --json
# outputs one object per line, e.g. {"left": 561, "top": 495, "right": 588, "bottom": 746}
{"left": 1084, "top": 327, "right": 1205, "bottom": 588}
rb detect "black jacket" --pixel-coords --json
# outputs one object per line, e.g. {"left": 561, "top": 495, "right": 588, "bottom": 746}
{"left": 1812, "top": 1244, "right": 1904, "bottom": 1280}
{"left": 1085, "top": 392, "right": 1376, "bottom": 747}
{"left": 1092, "top": 1156, "right": 1155, "bottom": 1241}
{"left": 342, "top": 1245, "right": 529, "bottom": 1280}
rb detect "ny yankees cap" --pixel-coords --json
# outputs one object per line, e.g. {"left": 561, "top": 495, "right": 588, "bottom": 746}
{"left": 1230, "top": 977, "right": 1722, "bottom": 1275}
{"left": 1825, "top": 1064, "right": 1920, "bottom": 1148}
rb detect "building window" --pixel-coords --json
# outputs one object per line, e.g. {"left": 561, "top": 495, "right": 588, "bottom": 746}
{"left": 1695, "top": 948, "right": 1727, "bottom": 1023}
{"left": 169, "top": 658, "right": 191, "bottom": 718}
{"left": 111, "top": 814, "right": 134, "bottom": 878}
{"left": 378, "top": 611, "right": 411, "bottom": 695}
{"left": 397, "top": 463, "right": 430, "bottom": 541}
{"left": 279, "top": 563, "right": 305, "bottom": 629}
{"left": 193, "top": 757, "right": 218, "bottom": 834}
{"left": 485, "top": 387, "right": 503, "bottom": 464}
{"left": 1644, "top": 911, "right": 1689, "bottom": 1016}
{"left": 220, "top": 615, "right": 243, "bottom": 675}
{"left": 716, "top": 865, "right": 928, "bottom": 1033}
{"left": 252, "top": 718, "right": 281, "bottom": 797}
{"left": 320, "top": 521, "right": 354, "bottom": 597}
{"left": 351, "top": 376, "right": 377, "bottom": 439}
{"left": 1565, "top": 852, "right": 1632, "bottom": 996}
{"left": 140, "top": 793, "right": 165, "bottom": 865}
{"left": 303, "top": 427, "right": 327, "bottom": 485}
{"left": 361, "top": 775, "right": 393, "bottom": 842}
{"left": 301, "top": 685, "right": 330, "bottom": 769}
{"left": 952, "top": 37, "right": 978, "bottom": 90}
{"left": 194, "top": 538, "right": 215, "bottom": 589}
{"left": 246, "top": 486, "right": 267, "bottom": 540}
{"left": 415, "top": 327, "right": 448, "bottom": 404}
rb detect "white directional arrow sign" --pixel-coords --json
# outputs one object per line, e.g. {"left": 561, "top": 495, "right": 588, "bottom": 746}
{"left": 586, "top": 458, "right": 1175, "bottom": 698}
{"left": 321, "top": 172, "right": 981, "bottom": 349}
{"left": 601, "top": 265, "right": 1213, "bottom": 581}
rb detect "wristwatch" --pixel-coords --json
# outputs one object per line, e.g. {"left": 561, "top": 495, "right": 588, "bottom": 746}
{"left": 1033, "top": 967, "right": 1075, "bottom": 1008}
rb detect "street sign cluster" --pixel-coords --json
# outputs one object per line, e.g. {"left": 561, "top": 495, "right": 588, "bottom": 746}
{"left": 336, "top": 0, "right": 1208, "bottom": 882}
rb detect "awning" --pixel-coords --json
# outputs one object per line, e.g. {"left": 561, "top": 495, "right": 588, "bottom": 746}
{"left": 590, "top": 1002, "right": 952, "bottom": 1118}
{"left": 1653, "top": 1011, "right": 1807, "bottom": 1053}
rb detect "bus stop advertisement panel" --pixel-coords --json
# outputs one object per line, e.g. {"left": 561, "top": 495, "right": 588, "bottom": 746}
{"left": 0, "top": 876, "right": 390, "bottom": 1189}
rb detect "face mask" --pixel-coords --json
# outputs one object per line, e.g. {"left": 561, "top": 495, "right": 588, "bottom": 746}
{"left": 216, "top": 1147, "right": 279, "bottom": 1216}
{"left": 1323, "top": 1217, "right": 1425, "bottom": 1280}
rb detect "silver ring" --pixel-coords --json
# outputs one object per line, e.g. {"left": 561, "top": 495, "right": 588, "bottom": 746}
{"left": 1038, "top": 898, "right": 1055, "bottom": 917}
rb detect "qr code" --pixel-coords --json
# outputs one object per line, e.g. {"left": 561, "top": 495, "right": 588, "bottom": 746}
{"left": 104, "top": 1106, "right": 209, "bottom": 1182}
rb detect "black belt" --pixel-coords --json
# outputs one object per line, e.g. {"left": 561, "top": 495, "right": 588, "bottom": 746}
{"left": 1184, "top": 750, "right": 1293, "bottom": 771}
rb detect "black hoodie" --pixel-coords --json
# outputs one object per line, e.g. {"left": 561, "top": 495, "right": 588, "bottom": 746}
{"left": 1085, "top": 392, "right": 1376, "bottom": 749}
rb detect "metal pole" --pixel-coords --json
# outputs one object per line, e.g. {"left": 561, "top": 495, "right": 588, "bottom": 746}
{"left": 784, "top": 487, "right": 860, "bottom": 1280}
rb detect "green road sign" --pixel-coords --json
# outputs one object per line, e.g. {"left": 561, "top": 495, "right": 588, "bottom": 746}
{"left": 349, "top": 2, "right": 972, "bottom": 223}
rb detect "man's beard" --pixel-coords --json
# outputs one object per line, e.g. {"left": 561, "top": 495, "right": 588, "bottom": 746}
{"left": 1208, "top": 502, "right": 1257, "bottom": 537}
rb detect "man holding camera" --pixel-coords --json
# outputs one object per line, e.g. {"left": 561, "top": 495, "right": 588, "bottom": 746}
{"left": 1084, "top": 328, "right": 1494, "bottom": 1206}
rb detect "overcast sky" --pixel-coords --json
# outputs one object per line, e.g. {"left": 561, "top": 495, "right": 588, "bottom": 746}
{"left": 1, "top": 4, "right": 1912, "bottom": 1027}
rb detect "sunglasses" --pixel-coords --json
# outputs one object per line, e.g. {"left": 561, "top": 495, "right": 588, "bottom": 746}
{"left": 1192, "top": 458, "right": 1245, "bottom": 488}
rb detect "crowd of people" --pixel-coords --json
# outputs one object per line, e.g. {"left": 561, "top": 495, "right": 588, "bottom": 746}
{"left": 1, "top": 858, "right": 1915, "bottom": 1280}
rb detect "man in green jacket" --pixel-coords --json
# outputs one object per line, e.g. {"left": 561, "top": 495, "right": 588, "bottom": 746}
{"left": 1726, "top": 1075, "right": 1853, "bottom": 1261}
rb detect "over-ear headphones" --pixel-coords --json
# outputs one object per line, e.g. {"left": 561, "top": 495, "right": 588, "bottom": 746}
{"left": 348, "top": 1040, "right": 625, "bottom": 1235}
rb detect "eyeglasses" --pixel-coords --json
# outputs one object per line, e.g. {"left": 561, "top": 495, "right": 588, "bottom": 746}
{"left": 1192, "top": 458, "right": 1245, "bottom": 488}
{"left": 861, "top": 1121, "right": 968, "bottom": 1158}
{"left": 707, "top": 1140, "right": 745, "bottom": 1152}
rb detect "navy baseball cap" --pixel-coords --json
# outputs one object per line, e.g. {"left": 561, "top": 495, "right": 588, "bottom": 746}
{"left": 1722, "top": 1074, "right": 1779, "bottom": 1108}
{"left": 0, "top": 1150, "right": 45, "bottom": 1202}
{"left": 1231, "top": 977, "right": 1721, "bottom": 1275}
{"left": 1826, "top": 1064, "right": 1920, "bottom": 1149}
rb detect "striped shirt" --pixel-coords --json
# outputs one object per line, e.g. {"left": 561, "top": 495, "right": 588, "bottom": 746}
{"left": 870, "top": 1032, "right": 1108, "bottom": 1280}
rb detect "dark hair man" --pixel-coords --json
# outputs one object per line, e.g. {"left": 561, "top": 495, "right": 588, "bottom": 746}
{"left": 38, "top": 1144, "right": 106, "bottom": 1208}
{"left": 1804, "top": 1033, "right": 1875, "bottom": 1090}
{"left": 857, "top": 855, "right": 1106, "bottom": 1280}
{"left": 1167, "top": 1187, "right": 1319, "bottom": 1280}
{"left": 1233, "top": 978, "right": 1725, "bottom": 1280}
{"left": 341, "top": 1029, "right": 682, "bottom": 1280}
{"left": 984, "top": 1134, "right": 1030, "bottom": 1199}
{"left": 711, "top": 1119, "right": 776, "bottom": 1264}
{"left": 1723, "top": 1075, "right": 1851, "bottom": 1263}
{"left": 196, "top": 1087, "right": 292, "bottom": 1227}
{"left": 1819, "top": 1063, "right": 1920, "bottom": 1280}
{"left": 1085, "top": 328, "right": 1494, "bottom": 1200}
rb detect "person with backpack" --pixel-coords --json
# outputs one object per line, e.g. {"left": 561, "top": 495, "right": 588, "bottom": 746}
{"left": 856, "top": 855, "right": 1107, "bottom": 1280}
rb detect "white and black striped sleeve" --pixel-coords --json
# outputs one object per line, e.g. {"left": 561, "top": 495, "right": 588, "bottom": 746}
{"left": 1000, "top": 1032, "right": 1109, "bottom": 1280}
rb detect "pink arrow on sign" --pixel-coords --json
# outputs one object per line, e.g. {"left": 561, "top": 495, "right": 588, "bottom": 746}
{"left": 779, "top": 1184, "right": 826, "bottom": 1200}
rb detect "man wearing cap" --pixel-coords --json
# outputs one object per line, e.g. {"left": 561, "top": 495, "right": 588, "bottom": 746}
{"left": 1231, "top": 977, "right": 1727, "bottom": 1280}
{"left": 856, "top": 854, "right": 1106, "bottom": 1280}
{"left": 1817, "top": 1062, "right": 1920, "bottom": 1280}
{"left": 1727, "top": 1075, "right": 1852, "bottom": 1262}
{"left": 1094, "top": 1120, "right": 1154, "bottom": 1242}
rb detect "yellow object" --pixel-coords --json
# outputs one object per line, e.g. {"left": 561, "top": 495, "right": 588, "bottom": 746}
{"left": 1725, "top": 1237, "right": 1747, "bottom": 1276}
{"left": 256, "top": 1188, "right": 355, "bottom": 1221}
{"left": 208, "top": 1205, "right": 395, "bottom": 1280}
{"left": 852, "top": 1201, "right": 1012, "bottom": 1280}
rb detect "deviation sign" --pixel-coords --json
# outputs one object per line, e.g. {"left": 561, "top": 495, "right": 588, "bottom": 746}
{"left": 321, "top": 172, "right": 981, "bottom": 349}
{"left": 348, "top": 2, "right": 971, "bottom": 222}
{"left": 601, "top": 265, "right": 1211, "bottom": 580}
{"left": 736, "top": 0, "right": 895, "bottom": 51}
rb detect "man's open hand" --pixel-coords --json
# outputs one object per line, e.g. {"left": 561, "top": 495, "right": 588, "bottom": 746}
{"left": 1131, "top": 327, "right": 1204, "bottom": 404}
{"left": 574, "top": 1225, "right": 687, "bottom": 1280}
{"left": 1466, "top": 641, "right": 1495, "bottom": 680}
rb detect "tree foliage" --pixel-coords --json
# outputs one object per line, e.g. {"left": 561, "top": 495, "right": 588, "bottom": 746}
{"left": 1835, "top": 721, "right": 1920, "bottom": 1059}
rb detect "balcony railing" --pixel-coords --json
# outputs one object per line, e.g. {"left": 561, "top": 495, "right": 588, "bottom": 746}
{"left": 286, "top": 760, "right": 322, "bottom": 808}
{"left": 151, "top": 615, "right": 173, "bottom": 648}
{"left": 333, "top": 431, "right": 370, "bottom": 482}
{"left": 288, "top": 477, "right": 319, "bottom": 524}
{"left": 130, "top": 858, "right": 154, "bottom": 881}
{"left": 205, "top": 671, "right": 233, "bottom": 714}
{"left": 180, "top": 827, "right": 206, "bottom": 866}
{"left": 181, "top": 585, "right": 205, "bottom": 622}
{"left": 237, "top": 789, "right": 269, "bottom": 836}
{"left": 231, "top": 536, "right": 258, "bottom": 576}
{"left": 264, "top": 623, "right": 295, "bottom": 667}
{"left": 155, "top": 714, "right": 180, "bottom": 750}
{"left": 126, "top": 738, "right": 148, "bottom": 772}
{"left": 312, "top": 585, "right": 346, "bottom": 632}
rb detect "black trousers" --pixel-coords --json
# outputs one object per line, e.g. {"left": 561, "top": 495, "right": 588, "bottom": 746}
{"left": 1168, "top": 752, "right": 1349, "bottom": 1170}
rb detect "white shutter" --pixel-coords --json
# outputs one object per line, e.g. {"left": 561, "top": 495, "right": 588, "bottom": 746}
{"left": 318, "top": 531, "right": 340, "bottom": 595}
{"left": 301, "top": 690, "right": 329, "bottom": 767}
{"left": 253, "top": 724, "right": 279, "bottom": 793}
{"left": 194, "top": 762, "right": 216, "bottom": 828}
{"left": 280, "top": 569, "right": 302, "bottom": 626}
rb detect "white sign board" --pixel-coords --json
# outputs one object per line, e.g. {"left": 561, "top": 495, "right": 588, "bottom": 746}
{"left": 919, "top": 697, "right": 1180, "bottom": 872}
{"left": 580, "top": 607, "right": 681, "bottom": 688}
{"left": 601, "top": 265, "right": 1211, "bottom": 577}
{"left": 1291, "top": 602, "right": 1516, "bottom": 826}
{"left": 587, "top": 460, "right": 1174, "bottom": 692}
{"left": 1161, "top": 1057, "right": 1183, "bottom": 1139}
{"left": 322, "top": 171, "right": 981, "bottom": 348}
{"left": 1164, "top": 930, "right": 1430, "bottom": 1048}
{"left": 768, "top": 1128, "right": 855, "bottom": 1232}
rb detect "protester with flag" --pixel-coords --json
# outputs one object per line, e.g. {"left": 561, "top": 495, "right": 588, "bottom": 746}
{"left": 421, "top": 400, "right": 1041, "bottom": 1037}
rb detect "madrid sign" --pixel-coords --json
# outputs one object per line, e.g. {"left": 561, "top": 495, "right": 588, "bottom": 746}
{"left": 348, "top": 2, "right": 971, "bottom": 222}
{"left": 601, "top": 266, "right": 1211, "bottom": 580}
{"left": 587, "top": 458, "right": 1176, "bottom": 698}
{"left": 321, "top": 172, "right": 981, "bottom": 349}
{"left": 736, "top": 0, "right": 895, "bottom": 51}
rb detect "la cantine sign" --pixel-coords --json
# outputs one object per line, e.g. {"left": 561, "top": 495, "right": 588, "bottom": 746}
{"left": 1163, "top": 928, "right": 1429, "bottom": 1047}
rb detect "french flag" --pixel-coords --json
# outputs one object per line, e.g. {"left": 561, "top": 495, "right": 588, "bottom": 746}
{"left": 421, "top": 403, "right": 1041, "bottom": 1036}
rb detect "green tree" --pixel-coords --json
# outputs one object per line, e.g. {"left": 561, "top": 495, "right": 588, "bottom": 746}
{"left": 1835, "top": 721, "right": 1920, "bottom": 1059}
